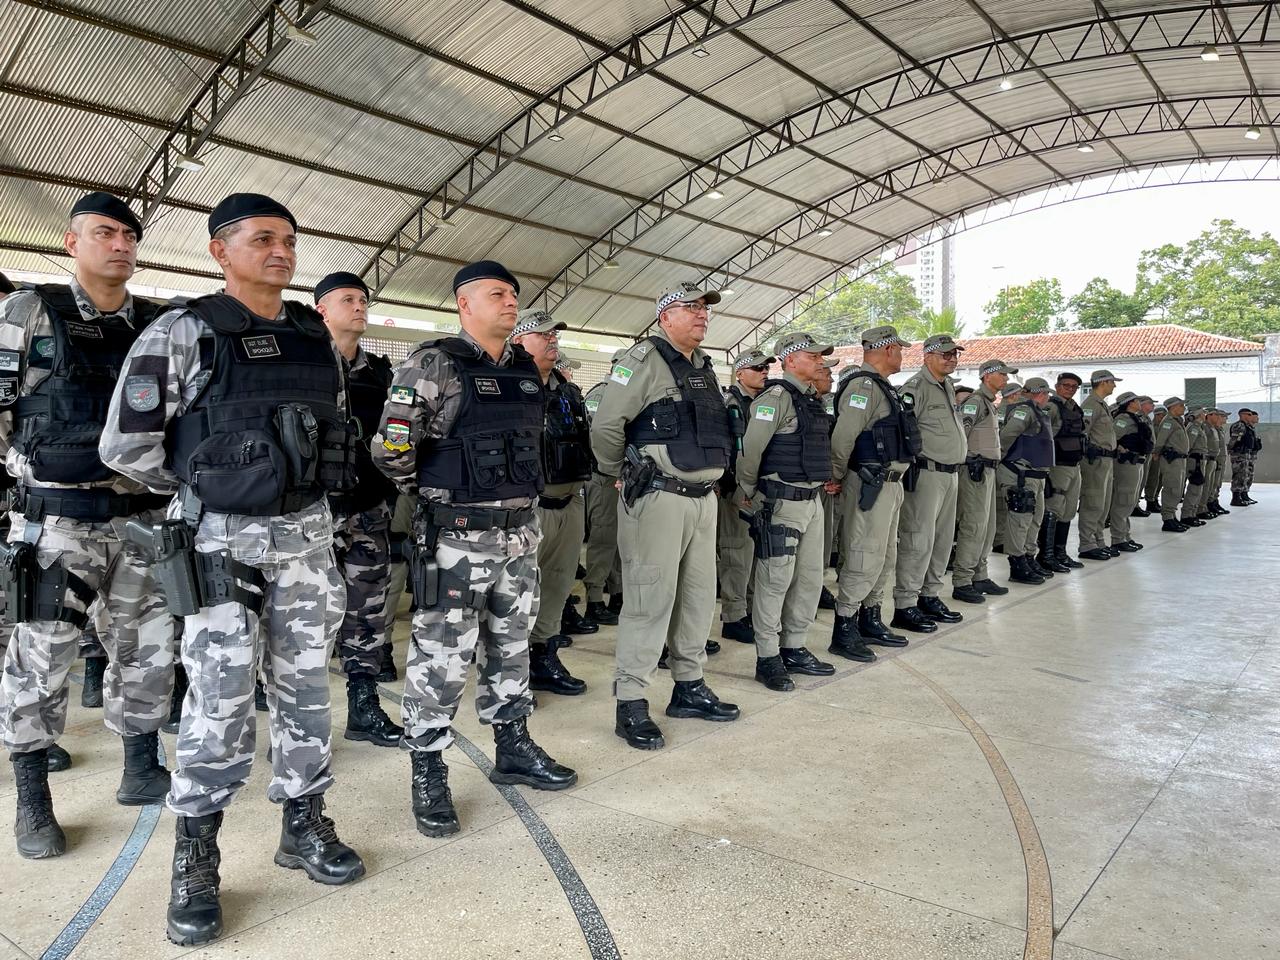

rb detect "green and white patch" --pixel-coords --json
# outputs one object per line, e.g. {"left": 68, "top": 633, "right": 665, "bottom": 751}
{"left": 755, "top": 404, "right": 776, "bottom": 422}
{"left": 961, "top": 402, "right": 978, "bottom": 415}
{"left": 390, "top": 385, "right": 416, "bottom": 405}
{"left": 848, "top": 392, "right": 869, "bottom": 410}
{"left": 611, "top": 365, "right": 633, "bottom": 386}
{"left": 1084, "top": 408, "right": 1095, "bottom": 417}
{"left": 1160, "top": 421, "right": 1173, "bottom": 431}
{"left": 1013, "top": 407, "right": 1029, "bottom": 420}
{"left": 585, "top": 398, "right": 599, "bottom": 413}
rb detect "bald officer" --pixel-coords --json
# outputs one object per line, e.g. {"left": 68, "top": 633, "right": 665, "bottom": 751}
{"left": 951, "top": 359, "right": 1014, "bottom": 604}
{"left": 591, "top": 281, "right": 740, "bottom": 751}
{"left": 1108, "top": 391, "right": 1152, "bottom": 552}
{"left": 1077, "top": 369, "right": 1120, "bottom": 561}
{"left": 828, "top": 325, "right": 919, "bottom": 661}
{"left": 718, "top": 348, "right": 774, "bottom": 644}
{"left": 891, "top": 335, "right": 968, "bottom": 632}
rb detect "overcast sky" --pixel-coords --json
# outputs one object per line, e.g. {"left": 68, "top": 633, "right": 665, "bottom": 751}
{"left": 951, "top": 179, "right": 1280, "bottom": 336}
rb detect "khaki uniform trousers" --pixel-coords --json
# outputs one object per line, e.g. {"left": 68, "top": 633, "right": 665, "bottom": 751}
{"left": 1108, "top": 461, "right": 1144, "bottom": 543}
{"left": 1077, "top": 458, "right": 1114, "bottom": 551}
{"left": 531, "top": 492, "right": 585, "bottom": 643}
{"left": 750, "top": 496, "right": 824, "bottom": 659}
{"left": 716, "top": 494, "right": 754, "bottom": 623}
{"left": 1045, "top": 465, "right": 1082, "bottom": 522}
{"left": 834, "top": 476, "right": 903, "bottom": 618}
{"left": 893, "top": 468, "right": 958, "bottom": 609}
{"left": 996, "top": 469, "right": 1045, "bottom": 557}
{"left": 583, "top": 473, "right": 621, "bottom": 604}
{"left": 952, "top": 469, "right": 996, "bottom": 588}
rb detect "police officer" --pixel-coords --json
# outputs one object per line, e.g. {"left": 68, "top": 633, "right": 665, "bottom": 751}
{"left": 312, "top": 271, "right": 404, "bottom": 748}
{"left": 591, "top": 281, "right": 740, "bottom": 751}
{"left": 997, "top": 378, "right": 1055, "bottom": 584}
{"left": 952, "top": 359, "right": 1015, "bottom": 604}
{"left": 1230, "top": 409, "right": 1262, "bottom": 505}
{"left": 372, "top": 260, "right": 577, "bottom": 837}
{"left": 1129, "top": 396, "right": 1155, "bottom": 517}
{"left": 1044, "top": 372, "right": 1086, "bottom": 569}
{"left": 101, "top": 194, "right": 365, "bottom": 944}
{"left": 2, "top": 193, "right": 174, "bottom": 861}
{"left": 1152, "top": 397, "right": 1191, "bottom": 532}
{"left": 891, "top": 334, "right": 968, "bottom": 632}
{"left": 734, "top": 333, "right": 836, "bottom": 691}
{"left": 719, "top": 348, "right": 773, "bottom": 644}
{"left": 1144, "top": 404, "right": 1168, "bottom": 513}
{"left": 1077, "top": 370, "right": 1120, "bottom": 560}
{"left": 1108, "top": 391, "right": 1152, "bottom": 552}
{"left": 815, "top": 355, "right": 840, "bottom": 611}
{"left": 1180, "top": 407, "right": 1211, "bottom": 528}
{"left": 828, "top": 325, "right": 919, "bottom": 662}
{"left": 511, "top": 309, "right": 590, "bottom": 696}
{"left": 1203, "top": 410, "right": 1231, "bottom": 518}
{"left": 991, "top": 380, "right": 1023, "bottom": 556}
{"left": 581, "top": 349, "right": 626, "bottom": 625}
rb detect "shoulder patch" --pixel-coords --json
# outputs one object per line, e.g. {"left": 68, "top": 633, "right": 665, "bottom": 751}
{"left": 899, "top": 391, "right": 915, "bottom": 408}
{"left": 755, "top": 404, "right": 776, "bottom": 422}
{"left": 585, "top": 398, "right": 599, "bottom": 413}
{"left": 848, "top": 392, "right": 869, "bottom": 410}
{"left": 0, "top": 350, "right": 19, "bottom": 373}
{"left": 382, "top": 419, "right": 411, "bottom": 452}
{"left": 610, "top": 365, "right": 633, "bottom": 386}
{"left": 961, "top": 402, "right": 978, "bottom": 415}
{"left": 389, "top": 385, "right": 416, "bottom": 405}
{"left": 1083, "top": 408, "right": 1095, "bottom": 418}
{"left": 124, "top": 374, "right": 161, "bottom": 412}
{"left": 1160, "top": 421, "right": 1173, "bottom": 432}
{"left": 1013, "top": 407, "right": 1029, "bottom": 420}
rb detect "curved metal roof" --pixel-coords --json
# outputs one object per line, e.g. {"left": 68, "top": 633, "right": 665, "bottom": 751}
{"left": 3, "top": 0, "right": 1280, "bottom": 353}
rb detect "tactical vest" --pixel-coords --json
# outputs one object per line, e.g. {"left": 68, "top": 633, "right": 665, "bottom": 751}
{"left": 721, "top": 385, "right": 753, "bottom": 484}
{"left": 1002, "top": 402, "right": 1054, "bottom": 469}
{"left": 336, "top": 352, "right": 398, "bottom": 515}
{"left": 624, "top": 337, "right": 732, "bottom": 472}
{"left": 13, "top": 285, "right": 160, "bottom": 485}
{"left": 165, "top": 294, "right": 355, "bottom": 516}
{"left": 758, "top": 379, "right": 832, "bottom": 483}
{"left": 543, "top": 372, "right": 593, "bottom": 486}
{"left": 1236, "top": 423, "right": 1263, "bottom": 454}
{"left": 1049, "top": 395, "right": 1085, "bottom": 466}
{"left": 415, "top": 338, "right": 545, "bottom": 502}
{"left": 1118, "top": 415, "right": 1154, "bottom": 455}
{"left": 836, "top": 370, "right": 922, "bottom": 467}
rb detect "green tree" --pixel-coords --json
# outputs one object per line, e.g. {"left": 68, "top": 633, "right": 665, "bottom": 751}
{"left": 982, "top": 278, "right": 1065, "bottom": 335}
{"left": 901, "top": 305, "right": 962, "bottom": 341}
{"left": 1135, "top": 219, "right": 1280, "bottom": 339}
{"left": 1066, "top": 277, "right": 1150, "bottom": 329}
{"left": 791, "top": 264, "right": 923, "bottom": 346}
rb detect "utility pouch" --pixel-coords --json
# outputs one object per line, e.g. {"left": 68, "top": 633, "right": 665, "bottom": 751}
{"left": 275, "top": 403, "right": 319, "bottom": 488}
{"left": 902, "top": 461, "right": 920, "bottom": 493}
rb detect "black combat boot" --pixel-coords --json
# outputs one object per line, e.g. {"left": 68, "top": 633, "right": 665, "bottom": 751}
{"left": 163, "top": 662, "right": 188, "bottom": 735}
{"left": 46, "top": 744, "right": 72, "bottom": 772}
{"left": 1027, "top": 554, "right": 1056, "bottom": 578}
{"left": 167, "top": 812, "right": 223, "bottom": 945}
{"left": 754, "top": 655, "right": 795, "bottom": 691}
{"left": 973, "top": 579, "right": 1009, "bottom": 596}
{"left": 376, "top": 644, "right": 398, "bottom": 683}
{"left": 918, "top": 595, "right": 963, "bottom": 623}
{"left": 344, "top": 675, "right": 404, "bottom": 747}
{"left": 829, "top": 615, "right": 876, "bottom": 662}
{"left": 81, "top": 655, "right": 106, "bottom": 708}
{"left": 529, "top": 637, "right": 587, "bottom": 696}
{"left": 12, "top": 750, "right": 66, "bottom": 859}
{"left": 615, "top": 699, "right": 664, "bottom": 750}
{"left": 780, "top": 646, "right": 835, "bottom": 676}
{"left": 585, "top": 600, "right": 618, "bottom": 625}
{"left": 1162, "top": 518, "right": 1188, "bottom": 532}
{"left": 560, "top": 600, "right": 598, "bottom": 636}
{"left": 1130, "top": 503, "right": 1149, "bottom": 517}
{"left": 705, "top": 639, "right": 720, "bottom": 655}
{"left": 410, "top": 751, "right": 459, "bottom": 837}
{"left": 818, "top": 586, "right": 838, "bottom": 610}
{"left": 1038, "top": 513, "right": 1070, "bottom": 572}
{"left": 118, "top": 732, "right": 172, "bottom": 806}
{"left": 858, "top": 605, "right": 908, "bottom": 644}
{"left": 1008, "top": 555, "right": 1044, "bottom": 585}
{"left": 666, "top": 679, "right": 741, "bottom": 721}
{"left": 274, "top": 795, "right": 365, "bottom": 884}
{"left": 607, "top": 591, "right": 624, "bottom": 615}
{"left": 890, "top": 606, "right": 937, "bottom": 633}
{"left": 254, "top": 679, "right": 268, "bottom": 711}
{"left": 1211, "top": 499, "right": 1229, "bottom": 516}
{"left": 951, "top": 583, "right": 986, "bottom": 604}
{"left": 1231, "top": 492, "right": 1247, "bottom": 507}
{"left": 1114, "top": 540, "right": 1141, "bottom": 552}
{"left": 490, "top": 717, "right": 578, "bottom": 789}
{"left": 1144, "top": 498, "right": 1160, "bottom": 514}
{"left": 720, "top": 616, "right": 754, "bottom": 643}
{"left": 1054, "top": 520, "right": 1084, "bottom": 568}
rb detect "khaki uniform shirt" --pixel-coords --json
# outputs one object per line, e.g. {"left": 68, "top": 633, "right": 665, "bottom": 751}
{"left": 899, "top": 366, "right": 966, "bottom": 464}
{"left": 961, "top": 383, "right": 1000, "bottom": 460}
{"left": 1151, "top": 415, "right": 1190, "bottom": 456}
{"left": 998, "top": 400, "right": 1052, "bottom": 471}
{"left": 737, "top": 372, "right": 823, "bottom": 498}
{"left": 1081, "top": 393, "right": 1117, "bottom": 450}
{"left": 829, "top": 362, "right": 910, "bottom": 483}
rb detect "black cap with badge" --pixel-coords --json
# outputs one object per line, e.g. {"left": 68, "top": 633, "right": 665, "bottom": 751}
{"left": 452, "top": 260, "right": 520, "bottom": 296}
{"left": 207, "top": 193, "right": 297, "bottom": 237}
{"left": 70, "top": 192, "right": 144, "bottom": 242}
{"left": 313, "top": 271, "right": 369, "bottom": 304}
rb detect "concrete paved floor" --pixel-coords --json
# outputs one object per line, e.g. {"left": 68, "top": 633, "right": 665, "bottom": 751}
{"left": 2, "top": 490, "right": 1277, "bottom": 960}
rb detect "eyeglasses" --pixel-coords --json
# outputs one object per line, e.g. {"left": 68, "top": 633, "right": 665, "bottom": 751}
{"left": 527, "top": 330, "right": 559, "bottom": 341}
{"left": 674, "top": 301, "right": 710, "bottom": 315}
{"left": 936, "top": 350, "right": 960, "bottom": 359}
{"left": 744, "top": 364, "right": 769, "bottom": 373}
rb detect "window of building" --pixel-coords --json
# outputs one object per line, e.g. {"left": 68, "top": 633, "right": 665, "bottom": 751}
{"left": 1184, "top": 377, "right": 1216, "bottom": 408}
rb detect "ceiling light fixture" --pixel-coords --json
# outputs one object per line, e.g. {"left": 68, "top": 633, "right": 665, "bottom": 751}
{"left": 817, "top": 228, "right": 833, "bottom": 237}
{"left": 1200, "top": 44, "right": 1220, "bottom": 61}
{"left": 284, "top": 23, "right": 317, "bottom": 47}
{"left": 691, "top": 44, "right": 710, "bottom": 58}
{"left": 1076, "top": 142, "right": 1095, "bottom": 153}
{"left": 173, "top": 151, "right": 204, "bottom": 171}
{"left": 547, "top": 132, "right": 564, "bottom": 142}
{"left": 720, "top": 287, "right": 735, "bottom": 296}
{"left": 705, "top": 188, "right": 725, "bottom": 200}
{"left": 999, "top": 76, "right": 1013, "bottom": 91}
{"left": 602, "top": 257, "right": 620, "bottom": 269}
{"left": 1245, "top": 125, "right": 1263, "bottom": 141}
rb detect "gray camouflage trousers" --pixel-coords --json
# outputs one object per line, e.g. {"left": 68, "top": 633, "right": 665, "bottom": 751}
{"left": 333, "top": 504, "right": 393, "bottom": 678}
{"left": 0, "top": 510, "right": 174, "bottom": 754}
{"left": 401, "top": 520, "right": 538, "bottom": 752}
{"left": 1231, "top": 454, "right": 1255, "bottom": 493}
{"left": 167, "top": 509, "right": 343, "bottom": 817}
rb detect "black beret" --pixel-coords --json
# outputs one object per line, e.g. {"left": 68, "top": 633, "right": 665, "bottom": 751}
{"left": 70, "top": 191, "right": 143, "bottom": 241}
{"left": 452, "top": 259, "right": 519, "bottom": 296}
{"left": 208, "top": 193, "right": 297, "bottom": 237}
{"left": 1056, "top": 370, "right": 1083, "bottom": 383}
{"left": 314, "top": 271, "right": 369, "bottom": 304}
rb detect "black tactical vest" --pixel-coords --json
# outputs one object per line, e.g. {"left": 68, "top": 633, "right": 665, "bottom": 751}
{"left": 836, "top": 370, "right": 922, "bottom": 467}
{"left": 1049, "top": 395, "right": 1085, "bottom": 466}
{"left": 336, "top": 351, "right": 398, "bottom": 515}
{"left": 165, "top": 294, "right": 354, "bottom": 516}
{"left": 758, "top": 379, "right": 832, "bottom": 483}
{"left": 415, "top": 338, "right": 545, "bottom": 502}
{"left": 1003, "top": 402, "right": 1054, "bottom": 468}
{"left": 624, "top": 337, "right": 732, "bottom": 472}
{"left": 543, "top": 371, "right": 593, "bottom": 486}
{"left": 1118, "top": 414, "right": 1155, "bottom": 455}
{"left": 13, "top": 285, "right": 160, "bottom": 484}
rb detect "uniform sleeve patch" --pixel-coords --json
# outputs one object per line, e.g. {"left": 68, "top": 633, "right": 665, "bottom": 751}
{"left": 585, "top": 398, "right": 599, "bottom": 413}
{"left": 611, "top": 365, "right": 633, "bottom": 386}
{"left": 117, "top": 355, "right": 168, "bottom": 434}
{"left": 382, "top": 419, "right": 411, "bottom": 452}
{"left": 1084, "top": 408, "right": 1094, "bottom": 417}
{"left": 125, "top": 374, "right": 161, "bottom": 412}
{"left": 390, "top": 385, "right": 416, "bottom": 405}
{"left": 848, "top": 393, "right": 869, "bottom": 410}
{"left": 0, "top": 350, "right": 19, "bottom": 373}
{"left": 899, "top": 391, "right": 915, "bottom": 407}
{"left": 961, "top": 402, "right": 978, "bottom": 415}
{"left": 755, "top": 405, "right": 776, "bottom": 421}
{"left": 0, "top": 378, "right": 16, "bottom": 407}
{"left": 1160, "top": 421, "right": 1173, "bottom": 431}
{"left": 1013, "top": 407, "right": 1029, "bottom": 419}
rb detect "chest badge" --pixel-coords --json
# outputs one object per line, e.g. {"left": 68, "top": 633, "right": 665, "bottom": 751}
{"left": 474, "top": 378, "right": 501, "bottom": 395}
{"left": 242, "top": 335, "right": 281, "bottom": 358}
{"left": 519, "top": 379, "right": 540, "bottom": 394}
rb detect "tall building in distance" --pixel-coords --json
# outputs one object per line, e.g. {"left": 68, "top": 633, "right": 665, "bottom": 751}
{"left": 894, "top": 235, "right": 956, "bottom": 314}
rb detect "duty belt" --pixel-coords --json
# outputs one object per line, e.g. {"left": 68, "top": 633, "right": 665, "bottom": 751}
{"left": 885, "top": 469, "right": 905, "bottom": 483}
{"left": 1163, "top": 450, "right": 1187, "bottom": 460}
{"left": 759, "top": 478, "right": 821, "bottom": 501}
{"left": 647, "top": 472, "right": 717, "bottom": 499}
{"left": 916, "top": 457, "right": 961, "bottom": 473}
{"left": 20, "top": 487, "right": 170, "bottom": 523}
{"left": 1087, "top": 447, "right": 1117, "bottom": 459}
{"left": 537, "top": 494, "right": 574, "bottom": 510}
{"left": 971, "top": 456, "right": 999, "bottom": 468}
{"left": 425, "top": 502, "right": 536, "bottom": 531}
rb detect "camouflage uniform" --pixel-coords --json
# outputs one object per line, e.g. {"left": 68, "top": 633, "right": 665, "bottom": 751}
{"left": 99, "top": 303, "right": 345, "bottom": 816}
{"left": 1230, "top": 418, "right": 1259, "bottom": 495}
{"left": 0, "top": 281, "right": 174, "bottom": 755}
{"left": 332, "top": 502, "right": 393, "bottom": 676}
{"left": 370, "top": 330, "right": 537, "bottom": 751}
